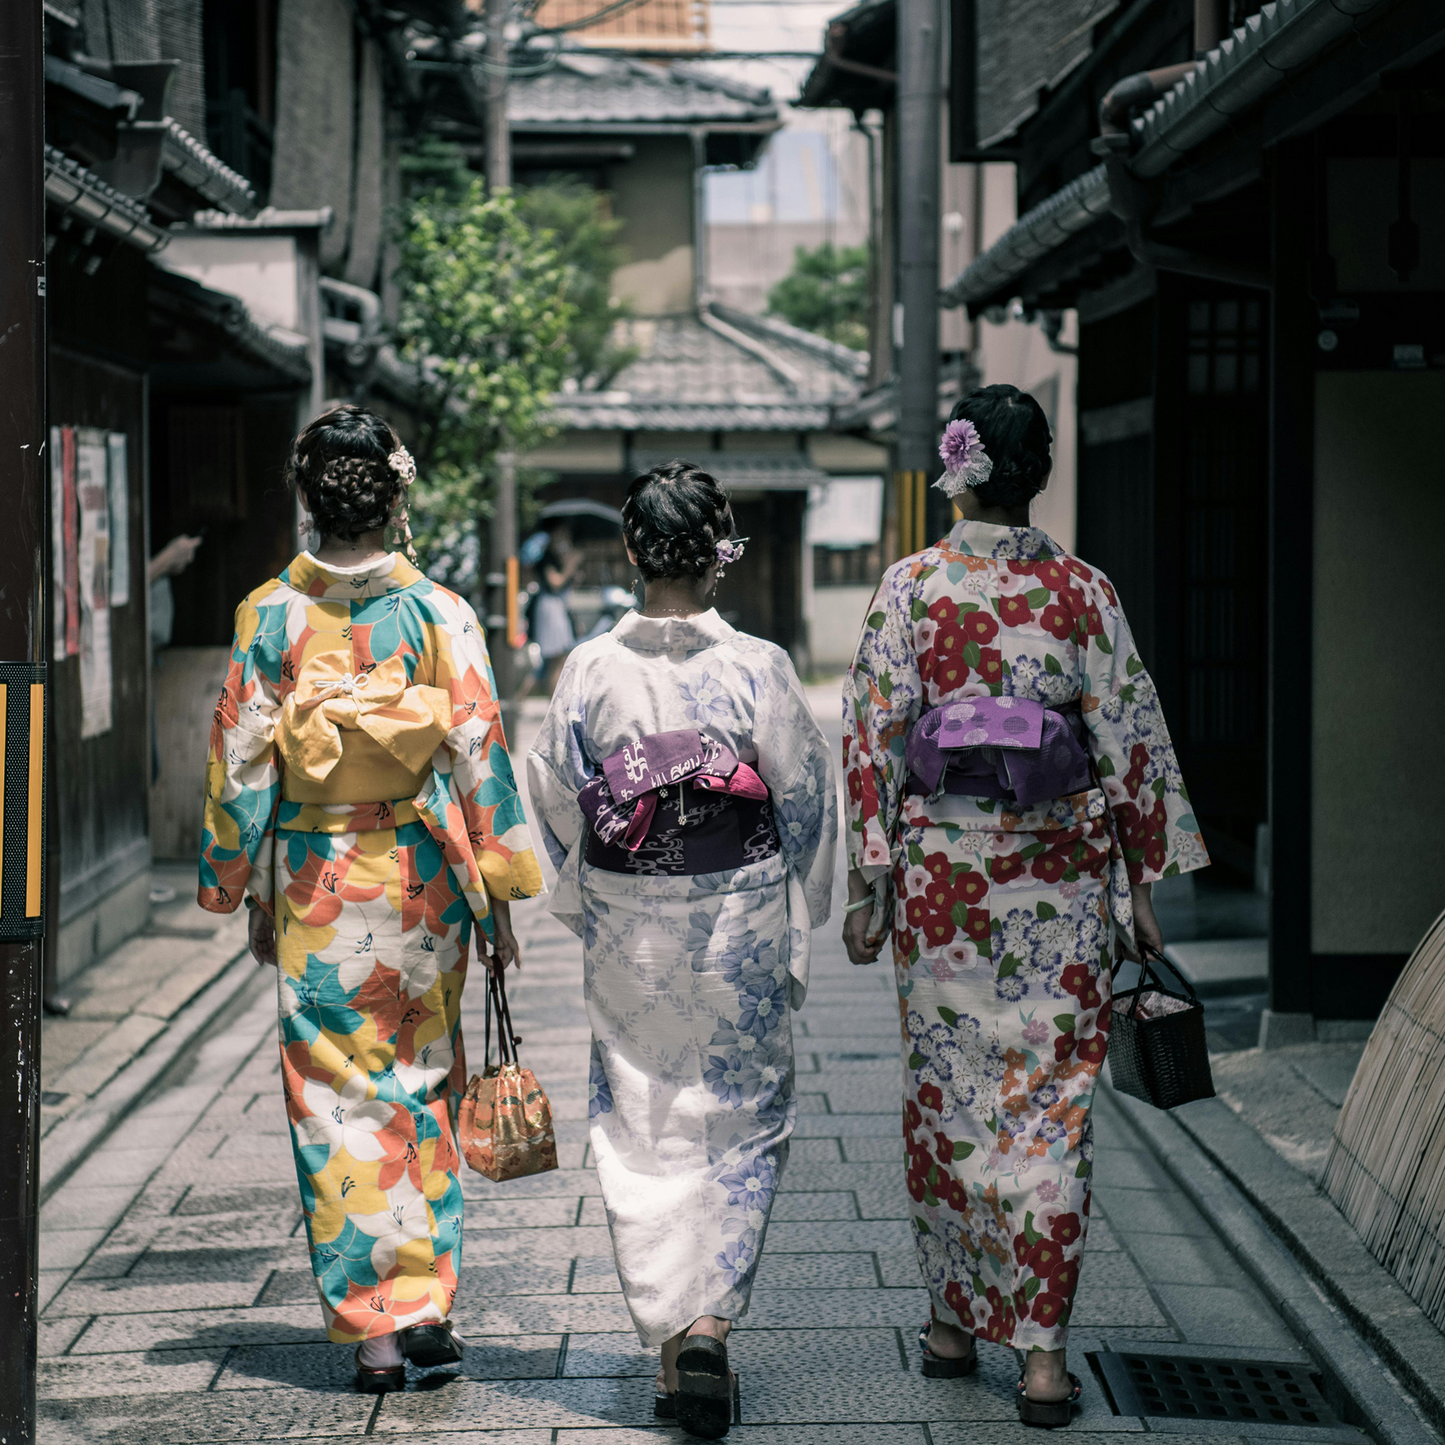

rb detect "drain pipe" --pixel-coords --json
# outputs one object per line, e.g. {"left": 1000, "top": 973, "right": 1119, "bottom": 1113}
{"left": 1094, "top": 57, "right": 1269, "bottom": 291}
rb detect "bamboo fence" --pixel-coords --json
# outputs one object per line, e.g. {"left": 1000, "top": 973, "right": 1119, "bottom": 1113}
{"left": 1322, "top": 906, "right": 1445, "bottom": 1330}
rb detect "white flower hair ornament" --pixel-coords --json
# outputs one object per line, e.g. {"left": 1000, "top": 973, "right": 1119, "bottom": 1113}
{"left": 386, "top": 445, "right": 420, "bottom": 564}
{"left": 714, "top": 535, "right": 747, "bottom": 580}
{"left": 935, "top": 419, "right": 993, "bottom": 498}
{"left": 388, "top": 446, "right": 416, "bottom": 487}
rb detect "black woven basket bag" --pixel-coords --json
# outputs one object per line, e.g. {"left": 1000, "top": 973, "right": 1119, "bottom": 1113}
{"left": 1108, "top": 944, "right": 1215, "bottom": 1109}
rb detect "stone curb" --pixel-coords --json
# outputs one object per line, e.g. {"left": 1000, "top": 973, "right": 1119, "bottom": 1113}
{"left": 38, "top": 941, "right": 261, "bottom": 1207}
{"left": 1108, "top": 1085, "right": 1443, "bottom": 1445}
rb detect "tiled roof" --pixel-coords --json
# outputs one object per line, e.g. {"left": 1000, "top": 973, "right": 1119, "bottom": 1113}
{"left": 550, "top": 308, "right": 862, "bottom": 431}
{"left": 510, "top": 52, "right": 777, "bottom": 128}
{"left": 44, "top": 146, "right": 169, "bottom": 253}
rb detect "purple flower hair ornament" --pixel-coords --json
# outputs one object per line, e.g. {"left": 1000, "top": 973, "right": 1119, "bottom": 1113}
{"left": 935, "top": 419, "right": 993, "bottom": 498}
{"left": 714, "top": 535, "right": 747, "bottom": 580}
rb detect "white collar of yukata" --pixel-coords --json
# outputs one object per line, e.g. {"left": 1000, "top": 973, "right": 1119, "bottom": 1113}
{"left": 945, "top": 519, "right": 1067, "bottom": 561}
{"left": 288, "top": 550, "right": 424, "bottom": 599}
{"left": 611, "top": 606, "right": 734, "bottom": 653}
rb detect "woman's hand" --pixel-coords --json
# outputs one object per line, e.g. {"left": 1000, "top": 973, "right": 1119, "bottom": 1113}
{"left": 249, "top": 905, "right": 278, "bottom": 967}
{"left": 1125, "top": 882, "right": 1164, "bottom": 961}
{"left": 485, "top": 899, "right": 522, "bottom": 974}
{"left": 842, "top": 868, "right": 887, "bottom": 967}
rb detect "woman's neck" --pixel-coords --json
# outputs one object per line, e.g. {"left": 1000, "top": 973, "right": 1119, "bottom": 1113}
{"left": 640, "top": 575, "right": 713, "bottom": 619}
{"left": 312, "top": 529, "right": 388, "bottom": 566}
{"left": 956, "top": 490, "right": 1031, "bottom": 528}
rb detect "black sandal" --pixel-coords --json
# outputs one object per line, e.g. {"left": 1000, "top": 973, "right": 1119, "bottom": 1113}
{"left": 1016, "top": 1371, "right": 1083, "bottom": 1428}
{"left": 655, "top": 1388, "right": 677, "bottom": 1419}
{"left": 400, "top": 1320, "right": 464, "bottom": 1368}
{"left": 675, "top": 1333, "right": 733, "bottom": 1440}
{"left": 353, "top": 1347, "right": 405, "bottom": 1394}
{"left": 918, "top": 1321, "right": 978, "bottom": 1379}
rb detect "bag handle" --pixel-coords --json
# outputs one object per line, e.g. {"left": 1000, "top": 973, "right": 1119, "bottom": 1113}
{"left": 483, "top": 965, "right": 523, "bottom": 1071}
{"left": 1121, "top": 942, "right": 1202, "bottom": 1020}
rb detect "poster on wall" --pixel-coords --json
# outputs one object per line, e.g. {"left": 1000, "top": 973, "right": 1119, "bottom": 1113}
{"left": 107, "top": 432, "right": 130, "bottom": 608}
{"left": 75, "top": 428, "right": 113, "bottom": 739}
{"left": 49, "top": 427, "right": 66, "bottom": 661}
{"left": 62, "top": 426, "right": 79, "bottom": 658}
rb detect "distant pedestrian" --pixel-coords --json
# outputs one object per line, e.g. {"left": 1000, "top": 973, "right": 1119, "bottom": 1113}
{"left": 527, "top": 461, "right": 838, "bottom": 1440}
{"left": 514, "top": 522, "right": 580, "bottom": 701}
{"left": 841, "top": 386, "right": 1208, "bottom": 1426}
{"left": 197, "top": 405, "right": 544, "bottom": 1393}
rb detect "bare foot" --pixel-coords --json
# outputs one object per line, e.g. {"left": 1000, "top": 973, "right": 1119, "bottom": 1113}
{"left": 925, "top": 1316, "right": 977, "bottom": 1361}
{"left": 1023, "top": 1348, "right": 1073, "bottom": 1403}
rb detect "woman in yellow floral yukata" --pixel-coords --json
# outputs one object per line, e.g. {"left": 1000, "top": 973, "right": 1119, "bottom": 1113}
{"left": 198, "top": 405, "right": 543, "bottom": 1393}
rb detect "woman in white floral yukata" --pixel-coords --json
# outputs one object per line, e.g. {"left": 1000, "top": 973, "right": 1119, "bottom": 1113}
{"left": 841, "top": 385, "right": 1208, "bottom": 1427}
{"left": 527, "top": 461, "right": 837, "bottom": 1441}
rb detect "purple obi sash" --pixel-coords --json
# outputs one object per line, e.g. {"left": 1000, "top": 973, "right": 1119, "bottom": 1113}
{"left": 905, "top": 698, "right": 1091, "bottom": 807}
{"left": 580, "top": 729, "right": 777, "bottom": 875}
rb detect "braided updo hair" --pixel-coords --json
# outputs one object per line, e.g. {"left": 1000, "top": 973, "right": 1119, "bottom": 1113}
{"left": 622, "top": 460, "right": 733, "bottom": 581}
{"left": 947, "top": 384, "right": 1053, "bottom": 509}
{"left": 287, "top": 405, "right": 406, "bottom": 541}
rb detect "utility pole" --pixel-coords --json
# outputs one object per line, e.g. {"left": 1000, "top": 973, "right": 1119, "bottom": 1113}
{"left": 894, "top": 0, "right": 943, "bottom": 557}
{"left": 483, "top": 0, "right": 517, "bottom": 703}
{"left": 0, "top": 0, "right": 50, "bottom": 1438}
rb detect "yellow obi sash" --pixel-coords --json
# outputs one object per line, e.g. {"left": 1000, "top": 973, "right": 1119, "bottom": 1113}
{"left": 276, "top": 652, "right": 450, "bottom": 806}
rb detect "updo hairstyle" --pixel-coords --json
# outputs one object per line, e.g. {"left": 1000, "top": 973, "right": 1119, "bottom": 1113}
{"left": 622, "top": 460, "right": 733, "bottom": 581}
{"left": 948, "top": 384, "right": 1053, "bottom": 509}
{"left": 287, "top": 404, "right": 404, "bottom": 541}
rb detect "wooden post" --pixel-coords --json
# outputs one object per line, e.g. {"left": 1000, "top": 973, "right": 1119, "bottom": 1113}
{"left": 1263, "top": 138, "right": 1317, "bottom": 1042}
{"left": 0, "top": 0, "right": 49, "bottom": 1433}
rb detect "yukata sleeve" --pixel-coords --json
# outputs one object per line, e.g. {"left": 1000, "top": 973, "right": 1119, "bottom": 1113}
{"left": 423, "top": 598, "right": 545, "bottom": 916}
{"left": 751, "top": 647, "right": 838, "bottom": 929}
{"left": 843, "top": 560, "right": 923, "bottom": 884}
{"left": 1080, "top": 572, "right": 1209, "bottom": 883}
{"left": 524, "top": 652, "right": 593, "bottom": 937}
{"left": 199, "top": 594, "right": 283, "bottom": 916}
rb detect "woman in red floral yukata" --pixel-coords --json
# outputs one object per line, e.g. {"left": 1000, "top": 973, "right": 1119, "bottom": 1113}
{"left": 840, "top": 385, "right": 1208, "bottom": 1426}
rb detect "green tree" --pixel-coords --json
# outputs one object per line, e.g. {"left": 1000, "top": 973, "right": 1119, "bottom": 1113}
{"left": 517, "top": 180, "right": 637, "bottom": 388}
{"left": 766, "top": 240, "right": 870, "bottom": 352}
{"left": 393, "top": 178, "right": 576, "bottom": 571}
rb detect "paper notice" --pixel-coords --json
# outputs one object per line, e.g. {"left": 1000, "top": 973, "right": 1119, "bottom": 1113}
{"left": 107, "top": 432, "right": 130, "bottom": 607}
{"left": 50, "top": 426, "right": 66, "bottom": 660}
{"left": 76, "top": 428, "right": 113, "bottom": 738}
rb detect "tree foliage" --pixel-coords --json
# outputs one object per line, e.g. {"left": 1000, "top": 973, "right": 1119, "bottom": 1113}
{"left": 517, "top": 180, "right": 637, "bottom": 388}
{"left": 766, "top": 240, "right": 870, "bottom": 352}
{"left": 393, "top": 178, "right": 575, "bottom": 569}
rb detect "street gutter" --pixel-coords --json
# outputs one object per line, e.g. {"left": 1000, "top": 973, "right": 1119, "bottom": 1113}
{"left": 1112, "top": 1084, "right": 1445, "bottom": 1445}
{"left": 38, "top": 943, "right": 264, "bottom": 1207}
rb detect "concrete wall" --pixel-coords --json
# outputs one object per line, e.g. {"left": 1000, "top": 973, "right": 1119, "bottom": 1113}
{"left": 1312, "top": 370, "right": 1445, "bottom": 954}
{"left": 270, "top": 0, "right": 355, "bottom": 271}
{"left": 610, "top": 137, "right": 696, "bottom": 316}
{"left": 809, "top": 583, "right": 876, "bottom": 672}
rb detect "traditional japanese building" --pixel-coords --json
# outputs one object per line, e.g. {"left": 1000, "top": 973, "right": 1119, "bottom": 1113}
{"left": 934, "top": 0, "right": 1445, "bottom": 1032}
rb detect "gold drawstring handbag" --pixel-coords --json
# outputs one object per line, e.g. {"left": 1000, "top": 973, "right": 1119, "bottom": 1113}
{"left": 458, "top": 967, "right": 559, "bottom": 1182}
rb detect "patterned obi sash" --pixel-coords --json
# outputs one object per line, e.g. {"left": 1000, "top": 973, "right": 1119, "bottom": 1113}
{"left": 905, "top": 697, "right": 1090, "bottom": 807}
{"left": 580, "top": 728, "right": 779, "bottom": 876}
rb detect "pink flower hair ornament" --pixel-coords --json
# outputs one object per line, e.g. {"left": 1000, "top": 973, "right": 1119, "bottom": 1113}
{"left": 714, "top": 536, "right": 747, "bottom": 579}
{"left": 935, "top": 419, "right": 993, "bottom": 498}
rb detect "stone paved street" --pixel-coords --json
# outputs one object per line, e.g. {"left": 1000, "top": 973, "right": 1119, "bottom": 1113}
{"left": 35, "top": 698, "right": 1374, "bottom": 1445}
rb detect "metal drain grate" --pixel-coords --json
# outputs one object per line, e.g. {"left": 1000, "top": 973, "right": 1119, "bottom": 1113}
{"left": 1091, "top": 1351, "right": 1340, "bottom": 1426}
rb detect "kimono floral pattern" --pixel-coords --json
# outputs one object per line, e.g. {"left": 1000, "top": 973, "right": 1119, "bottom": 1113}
{"left": 527, "top": 608, "right": 837, "bottom": 1346}
{"left": 199, "top": 551, "right": 544, "bottom": 1343}
{"left": 843, "top": 521, "right": 1206, "bottom": 1352}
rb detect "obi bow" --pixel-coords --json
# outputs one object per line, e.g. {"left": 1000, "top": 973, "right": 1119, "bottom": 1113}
{"left": 276, "top": 652, "right": 450, "bottom": 784}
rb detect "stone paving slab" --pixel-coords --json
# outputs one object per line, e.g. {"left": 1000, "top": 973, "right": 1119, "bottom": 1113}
{"left": 38, "top": 1386, "right": 376, "bottom": 1441}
